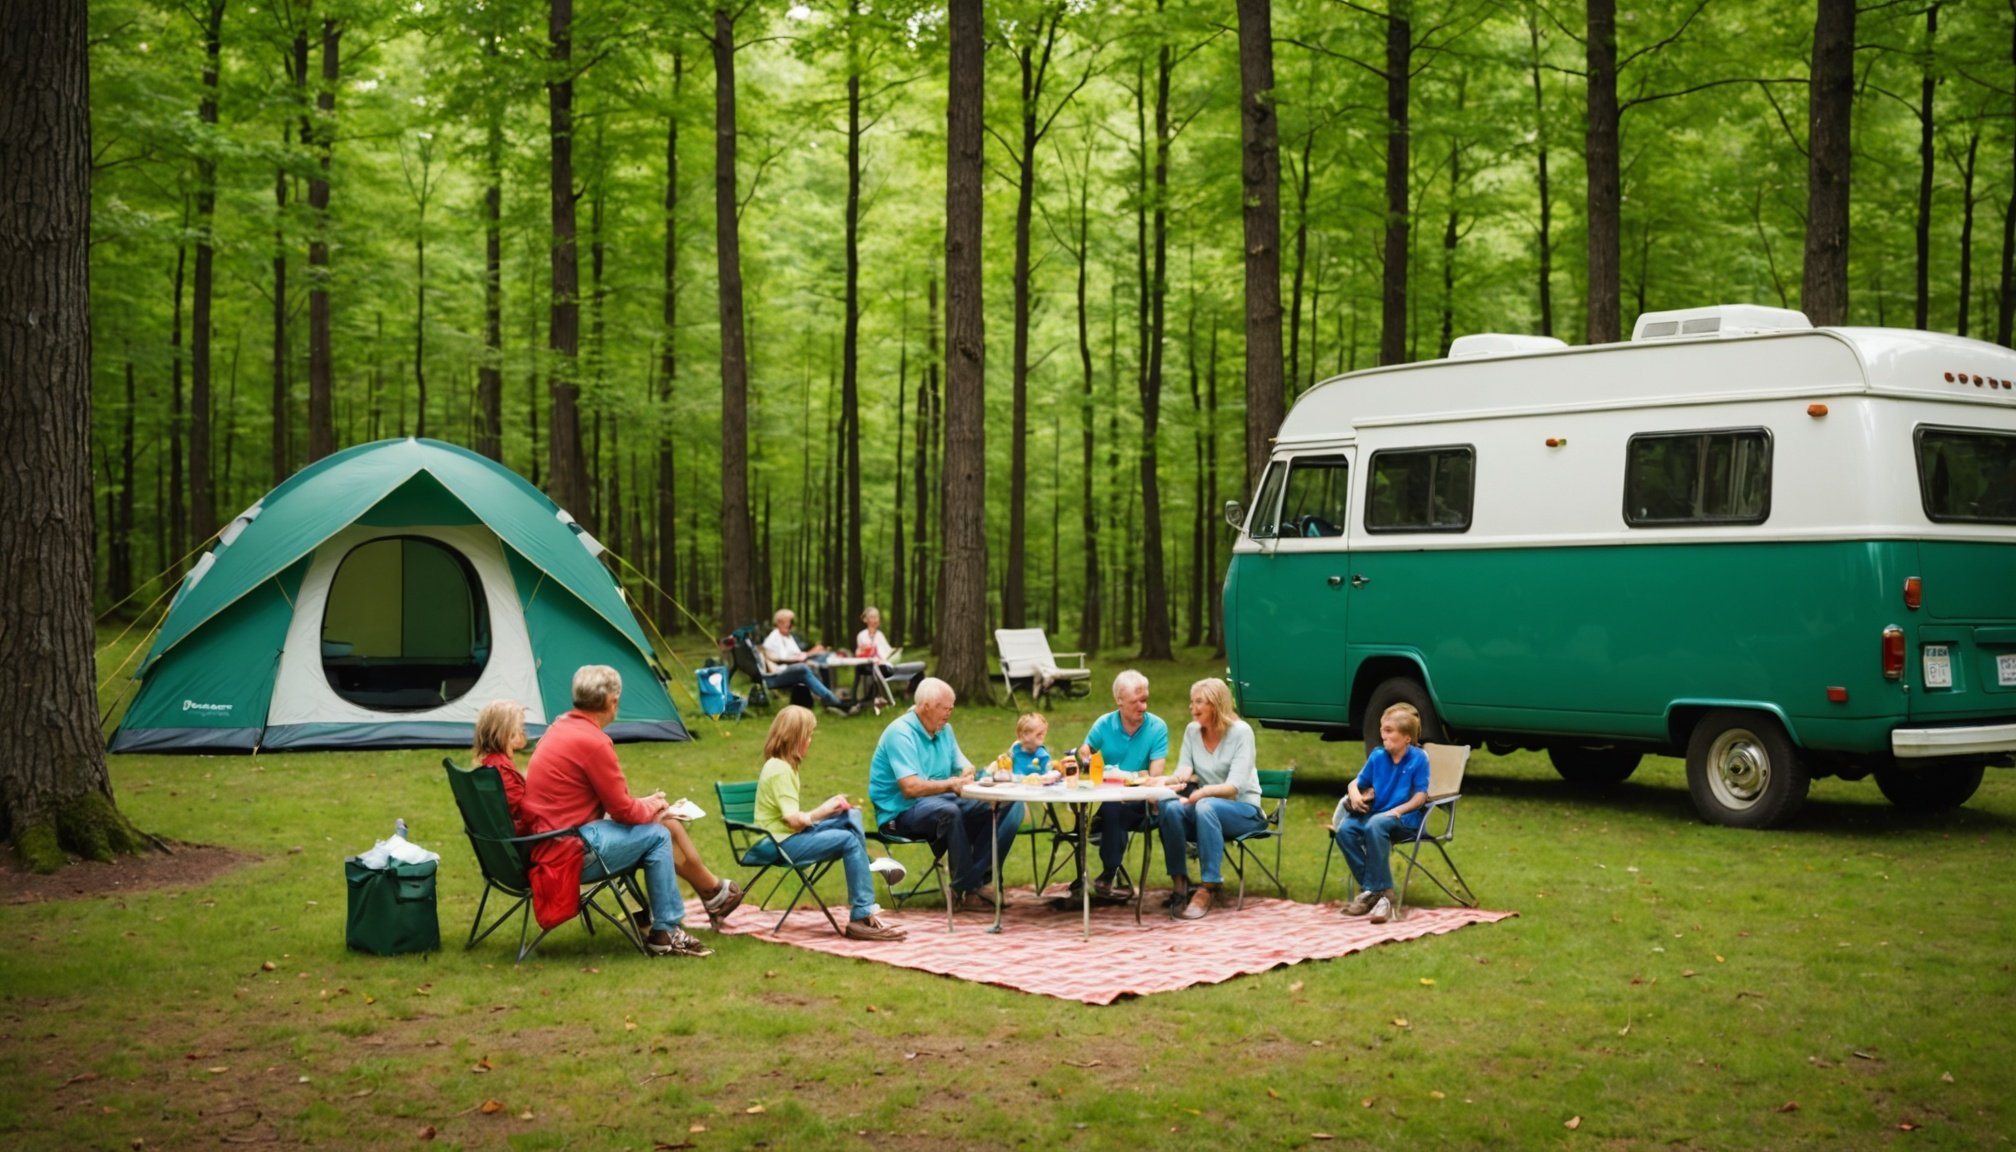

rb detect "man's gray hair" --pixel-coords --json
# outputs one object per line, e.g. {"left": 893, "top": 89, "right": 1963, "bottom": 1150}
{"left": 1112, "top": 668, "right": 1149, "bottom": 700}
{"left": 572, "top": 665, "right": 624, "bottom": 710}
{"left": 773, "top": 608, "right": 795, "bottom": 626}
{"left": 912, "top": 677, "right": 954, "bottom": 708}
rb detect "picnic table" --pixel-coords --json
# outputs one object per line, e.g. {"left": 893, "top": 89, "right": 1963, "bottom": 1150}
{"left": 962, "top": 779, "right": 1177, "bottom": 939}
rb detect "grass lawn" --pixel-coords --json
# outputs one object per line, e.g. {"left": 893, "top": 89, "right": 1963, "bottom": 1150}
{"left": 3, "top": 639, "right": 2012, "bottom": 1149}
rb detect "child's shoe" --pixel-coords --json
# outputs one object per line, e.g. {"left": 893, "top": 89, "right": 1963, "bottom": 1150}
{"left": 1368, "top": 892, "right": 1397, "bottom": 924}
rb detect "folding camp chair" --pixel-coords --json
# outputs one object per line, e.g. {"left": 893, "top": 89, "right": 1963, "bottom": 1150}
{"left": 713, "top": 780, "right": 844, "bottom": 935}
{"left": 994, "top": 628, "right": 1091, "bottom": 707}
{"left": 864, "top": 824, "right": 955, "bottom": 932}
{"left": 720, "top": 627, "right": 775, "bottom": 714}
{"left": 1223, "top": 768, "right": 1295, "bottom": 909}
{"left": 442, "top": 759, "right": 649, "bottom": 963}
{"left": 1317, "top": 744, "right": 1477, "bottom": 916}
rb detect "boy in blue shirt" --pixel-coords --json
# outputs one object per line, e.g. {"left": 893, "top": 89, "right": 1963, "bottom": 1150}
{"left": 1335, "top": 702, "right": 1430, "bottom": 923}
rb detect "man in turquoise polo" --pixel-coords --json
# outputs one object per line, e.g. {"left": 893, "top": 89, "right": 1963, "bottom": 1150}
{"left": 1074, "top": 669, "right": 1170, "bottom": 899}
{"left": 869, "top": 678, "right": 1025, "bottom": 909}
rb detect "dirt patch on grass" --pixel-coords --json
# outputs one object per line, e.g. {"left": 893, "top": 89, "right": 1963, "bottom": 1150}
{"left": 0, "top": 841, "right": 254, "bottom": 904}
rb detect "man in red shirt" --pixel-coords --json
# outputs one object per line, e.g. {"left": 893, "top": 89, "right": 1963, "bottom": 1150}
{"left": 523, "top": 665, "right": 713, "bottom": 957}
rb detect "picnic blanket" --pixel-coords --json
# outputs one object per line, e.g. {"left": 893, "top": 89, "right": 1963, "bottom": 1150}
{"left": 715, "top": 889, "right": 1515, "bottom": 1004}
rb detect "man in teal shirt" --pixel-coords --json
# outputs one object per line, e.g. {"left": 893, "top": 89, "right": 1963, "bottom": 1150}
{"left": 1074, "top": 669, "right": 1169, "bottom": 899}
{"left": 870, "top": 678, "right": 1024, "bottom": 908}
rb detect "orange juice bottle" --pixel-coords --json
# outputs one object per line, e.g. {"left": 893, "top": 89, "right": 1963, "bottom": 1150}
{"left": 1089, "top": 749, "right": 1105, "bottom": 786}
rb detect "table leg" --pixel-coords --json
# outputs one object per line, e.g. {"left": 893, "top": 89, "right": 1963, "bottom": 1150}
{"left": 1135, "top": 808, "right": 1153, "bottom": 926}
{"left": 1078, "top": 806, "right": 1091, "bottom": 940}
{"left": 987, "top": 800, "right": 1004, "bottom": 934}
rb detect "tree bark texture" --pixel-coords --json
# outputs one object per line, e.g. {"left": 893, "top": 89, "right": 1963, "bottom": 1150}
{"left": 1379, "top": 1, "right": 1412, "bottom": 365}
{"left": 1584, "top": 0, "right": 1619, "bottom": 344}
{"left": 0, "top": 0, "right": 147, "bottom": 870}
{"left": 1998, "top": 3, "right": 2014, "bottom": 349}
{"left": 1913, "top": 4, "right": 1937, "bottom": 332}
{"left": 1528, "top": 11, "right": 1553, "bottom": 337}
{"left": 477, "top": 32, "right": 505, "bottom": 461}
{"left": 190, "top": 0, "right": 224, "bottom": 539}
{"left": 1137, "top": 35, "right": 1173, "bottom": 661}
{"left": 656, "top": 53, "right": 683, "bottom": 631}
{"left": 307, "top": 18, "right": 338, "bottom": 463}
{"left": 842, "top": 43, "right": 865, "bottom": 639}
{"left": 937, "top": 0, "right": 989, "bottom": 700}
{"left": 1802, "top": 0, "right": 1855, "bottom": 326}
{"left": 1235, "top": 0, "right": 1285, "bottom": 491}
{"left": 714, "top": 7, "right": 757, "bottom": 630}
{"left": 547, "top": 0, "right": 591, "bottom": 527}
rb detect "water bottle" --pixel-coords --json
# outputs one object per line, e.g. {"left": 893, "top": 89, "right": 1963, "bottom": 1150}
{"left": 394, "top": 818, "right": 408, "bottom": 840}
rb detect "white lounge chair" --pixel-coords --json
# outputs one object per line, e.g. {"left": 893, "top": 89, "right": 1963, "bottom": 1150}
{"left": 994, "top": 628, "right": 1092, "bottom": 707}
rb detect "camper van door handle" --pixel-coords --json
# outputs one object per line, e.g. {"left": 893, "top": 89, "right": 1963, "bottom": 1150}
{"left": 1327, "top": 575, "right": 1344, "bottom": 587}
{"left": 1350, "top": 574, "right": 1371, "bottom": 589}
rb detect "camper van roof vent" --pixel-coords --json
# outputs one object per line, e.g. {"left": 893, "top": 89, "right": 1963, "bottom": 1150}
{"left": 1631, "top": 304, "right": 1813, "bottom": 343}
{"left": 1447, "top": 333, "right": 1570, "bottom": 359}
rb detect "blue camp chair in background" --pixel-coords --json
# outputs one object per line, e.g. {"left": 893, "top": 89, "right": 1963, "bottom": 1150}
{"left": 697, "top": 660, "right": 745, "bottom": 720}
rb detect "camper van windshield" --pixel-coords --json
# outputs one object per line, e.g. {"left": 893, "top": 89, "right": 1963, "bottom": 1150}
{"left": 1917, "top": 427, "right": 2016, "bottom": 524}
{"left": 1252, "top": 455, "right": 1350, "bottom": 539}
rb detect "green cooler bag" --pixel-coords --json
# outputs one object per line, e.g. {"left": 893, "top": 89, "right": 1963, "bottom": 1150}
{"left": 344, "top": 858, "right": 441, "bottom": 955}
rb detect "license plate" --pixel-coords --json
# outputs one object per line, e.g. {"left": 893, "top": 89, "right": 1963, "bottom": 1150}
{"left": 1922, "top": 645, "right": 1953, "bottom": 689}
{"left": 2000, "top": 653, "right": 2016, "bottom": 688}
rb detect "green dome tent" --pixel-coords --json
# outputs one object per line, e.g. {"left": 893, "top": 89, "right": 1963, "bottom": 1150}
{"left": 111, "top": 438, "right": 689, "bottom": 753}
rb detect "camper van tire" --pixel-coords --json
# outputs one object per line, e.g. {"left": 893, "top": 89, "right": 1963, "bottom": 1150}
{"left": 1360, "top": 676, "right": 1447, "bottom": 751}
{"left": 1684, "top": 710, "right": 1810, "bottom": 829}
{"left": 1871, "top": 763, "right": 1986, "bottom": 814}
{"left": 1546, "top": 746, "right": 1643, "bottom": 789}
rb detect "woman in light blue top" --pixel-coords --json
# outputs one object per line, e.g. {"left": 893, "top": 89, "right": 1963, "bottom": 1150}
{"left": 1157, "top": 677, "right": 1266, "bottom": 920}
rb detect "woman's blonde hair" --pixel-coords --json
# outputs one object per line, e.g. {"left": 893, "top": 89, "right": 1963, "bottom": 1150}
{"left": 473, "top": 699, "right": 526, "bottom": 760}
{"left": 1015, "top": 712, "right": 1047, "bottom": 740}
{"left": 763, "top": 705, "right": 819, "bottom": 766}
{"left": 1189, "top": 678, "right": 1240, "bottom": 738}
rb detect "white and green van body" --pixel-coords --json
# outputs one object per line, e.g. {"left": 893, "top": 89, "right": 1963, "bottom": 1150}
{"left": 1225, "top": 304, "right": 2016, "bottom": 827}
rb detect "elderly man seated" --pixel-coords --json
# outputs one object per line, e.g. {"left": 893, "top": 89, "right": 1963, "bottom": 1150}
{"left": 760, "top": 608, "right": 858, "bottom": 715}
{"left": 868, "top": 678, "right": 1024, "bottom": 910}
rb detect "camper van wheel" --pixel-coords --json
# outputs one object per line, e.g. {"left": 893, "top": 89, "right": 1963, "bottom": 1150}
{"left": 1685, "top": 710, "right": 1810, "bottom": 829}
{"left": 1361, "top": 676, "right": 1446, "bottom": 751}
{"left": 1547, "top": 745, "right": 1642, "bottom": 789}
{"left": 1871, "top": 763, "right": 1985, "bottom": 813}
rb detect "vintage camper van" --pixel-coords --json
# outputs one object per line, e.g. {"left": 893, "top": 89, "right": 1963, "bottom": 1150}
{"left": 1224, "top": 304, "right": 2016, "bottom": 828}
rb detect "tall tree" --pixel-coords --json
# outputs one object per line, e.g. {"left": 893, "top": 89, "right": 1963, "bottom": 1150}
{"left": 475, "top": 23, "right": 506, "bottom": 461}
{"left": 2000, "top": 1, "right": 2016, "bottom": 348}
{"left": 1, "top": 0, "right": 148, "bottom": 870}
{"left": 1377, "top": 0, "right": 1412, "bottom": 365}
{"left": 188, "top": 0, "right": 225, "bottom": 540}
{"left": 306, "top": 16, "right": 339, "bottom": 462}
{"left": 938, "top": 0, "right": 989, "bottom": 698}
{"left": 656, "top": 50, "right": 685, "bottom": 630}
{"left": 1134, "top": 13, "right": 1175, "bottom": 661}
{"left": 1802, "top": 0, "right": 1855, "bottom": 325}
{"left": 401, "top": 131, "right": 436, "bottom": 437}
{"left": 1911, "top": 3, "right": 1940, "bottom": 331}
{"left": 1527, "top": 5, "right": 1555, "bottom": 336}
{"left": 712, "top": 4, "right": 758, "bottom": 629}
{"left": 547, "top": 0, "right": 591, "bottom": 524}
{"left": 1585, "top": 0, "right": 1618, "bottom": 343}
{"left": 1235, "top": 0, "right": 1284, "bottom": 489}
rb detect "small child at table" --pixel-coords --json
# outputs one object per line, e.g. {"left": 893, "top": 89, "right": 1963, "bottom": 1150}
{"left": 1007, "top": 713, "right": 1053, "bottom": 777}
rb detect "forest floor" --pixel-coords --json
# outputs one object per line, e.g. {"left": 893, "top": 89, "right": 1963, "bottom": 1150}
{"left": 3, "top": 640, "right": 2012, "bottom": 1149}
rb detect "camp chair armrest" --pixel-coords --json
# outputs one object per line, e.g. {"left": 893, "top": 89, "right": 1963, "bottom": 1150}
{"left": 1051, "top": 651, "right": 1087, "bottom": 666}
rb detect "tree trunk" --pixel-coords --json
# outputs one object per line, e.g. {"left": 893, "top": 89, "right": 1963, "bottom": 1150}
{"left": 1379, "top": 1, "right": 1412, "bottom": 365}
{"left": 1138, "top": 32, "right": 1174, "bottom": 661}
{"left": 1073, "top": 147, "right": 1100, "bottom": 655}
{"left": 1235, "top": 0, "right": 1284, "bottom": 491}
{"left": 1528, "top": 8, "right": 1554, "bottom": 337}
{"left": 1287, "top": 129, "right": 1312, "bottom": 398}
{"left": 477, "top": 33, "right": 504, "bottom": 461}
{"left": 912, "top": 277, "right": 936, "bottom": 645}
{"left": 547, "top": 0, "right": 591, "bottom": 526}
{"left": 169, "top": 214, "right": 188, "bottom": 574}
{"left": 1802, "top": 0, "right": 1855, "bottom": 326}
{"left": 2001, "top": 3, "right": 2016, "bottom": 349}
{"left": 1914, "top": 4, "right": 1938, "bottom": 331}
{"left": 1206, "top": 316, "right": 1223, "bottom": 654}
{"left": 1585, "top": 0, "right": 1619, "bottom": 344}
{"left": 713, "top": 7, "right": 757, "bottom": 629}
{"left": 842, "top": 28, "right": 865, "bottom": 636}
{"left": 893, "top": 297, "right": 909, "bottom": 641}
{"left": 937, "top": 0, "right": 989, "bottom": 700}
{"left": 190, "top": 0, "right": 224, "bottom": 540}
{"left": 112, "top": 359, "right": 136, "bottom": 603}
{"left": 1186, "top": 288, "right": 1203, "bottom": 649}
{"left": 0, "top": 0, "right": 148, "bottom": 870}
{"left": 307, "top": 18, "right": 338, "bottom": 462}
{"left": 1958, "top": 132, "right": 1977, "bottom": 338}
{"left": 656, "top": 53, "right": 683, "bottom": 631}
{"left": 274, "top": 124, "right": 292, "bottom": 481}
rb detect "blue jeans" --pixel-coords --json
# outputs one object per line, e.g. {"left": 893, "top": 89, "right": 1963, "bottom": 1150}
{"left": 1158, "top": 797, "right": 1267, "bottom": 885}
{"left": 765, "top": 663, "right": 844, "bottom": 707}
{"left": 745, "top": 809, "right": 880, "bottom": 921}
{"left": 1096, "top": 801, "right": 1151, "bottom": 879}
{"left": 579, "top": 819, "right": 685, "bottom": 931}
{"left": 884, "top": 794, "right": 1024, "bottom": 894}
{"left": 1335, "top": 812, "right": 1418, "bottom": 894}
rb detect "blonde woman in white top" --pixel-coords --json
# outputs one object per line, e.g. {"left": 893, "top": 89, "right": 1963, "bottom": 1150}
{"left": 854, "top": 605, "right": 926, "bottom": 705}
{"left": 1156, "top": 678, "right": 1266, "bottom": 920}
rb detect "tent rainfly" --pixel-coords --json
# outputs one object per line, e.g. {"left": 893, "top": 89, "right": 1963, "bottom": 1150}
{"left": 110, "top": 438, "right": 689, "bottom": 753}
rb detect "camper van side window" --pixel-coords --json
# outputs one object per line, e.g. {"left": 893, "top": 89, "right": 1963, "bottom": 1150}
{"left": 1915, "top": 426, "right": 2016, "bottom": 523}
{"left": 1246, "top": 461, "right": 1290, "bottom": 539}
{"left": 1623, "top": 429, "right": 1772, "bottom": 526}
{"left": 1365, "top": 447, "right": 1475, "bottom": 533}
{"left": 1277, "top": 455, "right": 1352, "bottom": 538}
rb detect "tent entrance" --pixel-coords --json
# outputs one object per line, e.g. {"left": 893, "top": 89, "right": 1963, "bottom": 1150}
{"left": 320, "top": 535, "right": 492, "bottom": 712}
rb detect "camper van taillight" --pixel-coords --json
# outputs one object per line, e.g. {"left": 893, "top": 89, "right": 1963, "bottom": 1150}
{"left": 1882, "top": 626, "right": 1906, "bottom": 680}
{"left": 1903, "top": 577, "right": 1922, "bottom": 610}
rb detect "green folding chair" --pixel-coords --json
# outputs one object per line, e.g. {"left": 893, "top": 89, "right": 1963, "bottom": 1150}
{"left": 865, "top": 821, "right": 955, "bottom": 933}
{"left": 1317, "top": 744, "right": 1477, "bottom": 916}
{"left": 442, "top": 759, "right": 648, "bottom": 963}
{"left": 1224, "top": 767, "right": 1295, "bottom": 909}
{"left": 713, "top": 780, "right": 845, "bottom": 936}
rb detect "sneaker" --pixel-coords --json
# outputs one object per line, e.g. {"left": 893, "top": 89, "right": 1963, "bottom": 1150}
{"left": 1342, "top": 889, "right": 1379, "bottom": 917}
{"left": 955, "top": 886, "right": 1009, "bottom": 912}
{"left": 1368, "top": 895, "right": 1394, "bottom": 925}
{"left": 868, "top": 856, "right": 908, "bottom": 889}
{"left": 844, "top": 914, "right": 907, "bottom": 942}
{"left": 1178, "top": 886, "right": 1214, "bottom": 921}
{"left": 1162, "top": 887, "right": 1190, "bottom": 911}
{"left": 1092, "top": 877, "right": 1132, "bottom": 902}
{"left": 645, "top": 926, "right": 713, "bottom": 958}
{"left": 703, "top": 879, "right": 746, "bottom": 929}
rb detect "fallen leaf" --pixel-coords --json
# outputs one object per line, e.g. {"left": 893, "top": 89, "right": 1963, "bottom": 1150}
{"left": 1266, "top": 1088, "right": 1281, "bottom": 1100}
{"left": 1063, "top": 1059, "right": 1102, "bottom": 1069}
{"left": 1565, "top": 1116, "right": 1582, "bottom": 1130}
{"left": 1715, "top": 955, "right": 1725, "bottom": 963}
{"left": 1360, "top": 1098, "right": 1375, "bottom": 1109}
{"left": 364, "top": 996, "right": 376, "bottom": 1005}
{"left": 1853, "top": 1051, "right": 1879, "bottom": 1061}
{"left": 865, "top": 1004, "right": 879, "bottom": 1013}
{"left": 1419, "top": 978, "right": 1436, "bottom": 986}
{"left": 625, "top": 1021, "right": 638, "bottom": 1032}
{"left": 261, "top": 961, "right": 277, "bottom": 972}
{"left": 206, "top": 1066, "right": 229, "bottom": 1074}
{"left": 1391, "top": 1017, "right": 1409, "bottom": 1028}
{"left": 1617, "top": 1023, "right": 1631, "bottom": 1037}
{"left": 472, "top": 1059, "right": 493, "bottom": 1074}
{"left": 1777, "top": 1101, "right": 1800, "bottom": 1113}
{"left": 417, "top": 1124, "right": 437, "bottom": 1140}
{"left": 744, "top": 1104, "right": 766, "bottom": 1115}
{"left": 479, "top": 1099, "right": 504, "bottom": 1115}
{"left": 1941, "top": 1072, "right": 1955, "bottom": 1084}
{"left": 653, "top": 1143, "right": 697, "bottom": 1151}
{"left": 518, "top": 1110, "right": 534, "bottom": 1121}
{"left": 1430, "top": 1090, "right": 1446, "bottom": 1100}
{"left": 350, "top": 1089, "right": 374, "bottom": 1099}
{"left": 688, "top": 1124, "right": 708, "bottom": 1133}
{"left": 64, "top": 1072, "right": 100, "bottom": 1086}
{"left": 1682, "top": 969, "right": 1697, "bottom": 978}
{"left": 1288, "top": 981, "right": 1304, "bottom": 994}
{"left": 1898, "top": 1121, "right": 1919, "bottom": 1132}
{"left": 1312, "top": 1134, "right": 1334, "bottom": 1141}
